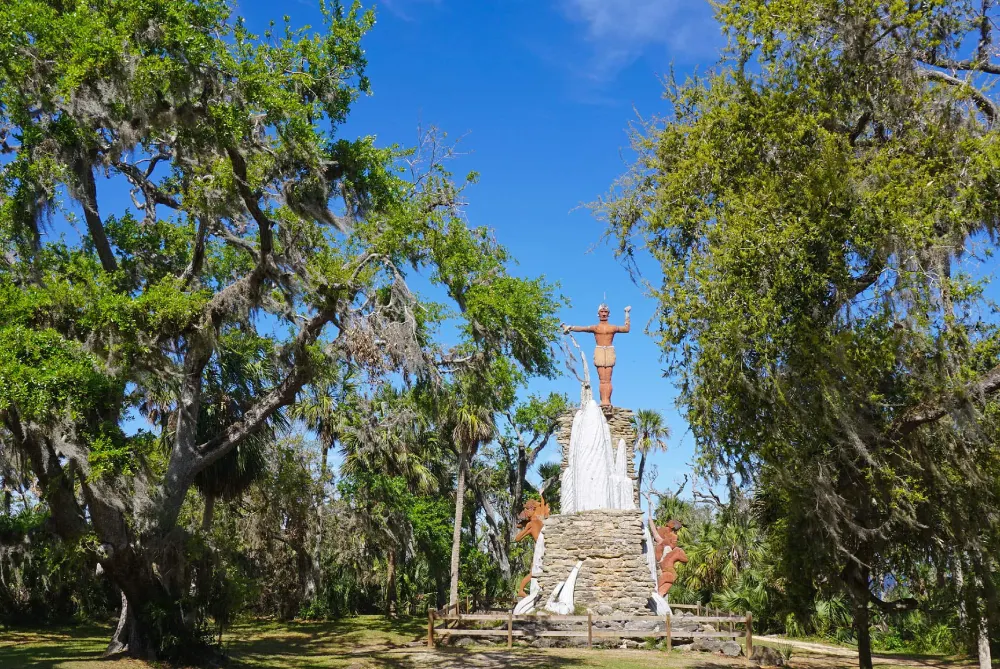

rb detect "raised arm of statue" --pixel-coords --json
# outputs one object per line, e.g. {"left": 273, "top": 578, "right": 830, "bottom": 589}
{"left": 616, "top": 306, "right": 632, "bottom": 333}
{"left": 648, "top": 514, "right": 662, "bottom": 544}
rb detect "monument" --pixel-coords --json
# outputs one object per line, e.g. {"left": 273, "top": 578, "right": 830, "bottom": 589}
{"left": 562, "top": 304, "right": 630, "bottom": 408}
{"left": 513, "top": 302, "right": 683, "bottom": 617}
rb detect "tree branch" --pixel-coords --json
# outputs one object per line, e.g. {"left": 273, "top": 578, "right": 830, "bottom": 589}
{"left": 869, "top": 592, "right": 919, "bottom": 613}
{"left": 113, "top": 159, "right": 181, "bottom": 210}
{"left": 195, "top": 306, "right": 336, "bottom": 465}
{"left": 226, "top": 146, "right": 273, "bottom": 256}
{"left": 179, "top": 218, "right": 208, "bottom": 286}
{"left": 71, "top": 159, "right": 118, "bottom": 272}
{"left": 1, "top": 409, "right": 87, "bottom": 541}
{"left": 894, "top": 362, "right": 1000, "bottom": 437}
{"left": 916, "top": 54, "right": 1000, "bottom": 75}
{"left": 919, "top": 69, "right": 998, "bottom": 125}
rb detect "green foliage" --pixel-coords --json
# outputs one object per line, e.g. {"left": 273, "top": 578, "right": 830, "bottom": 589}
{"left": 602, "top": 1, "right": 1000, "bottom": 661}
{"left": 0, "top": 510, "right": 116, "bottom": 625}
{"left": 0, "top": 0, "right": 561, "bottom": 657}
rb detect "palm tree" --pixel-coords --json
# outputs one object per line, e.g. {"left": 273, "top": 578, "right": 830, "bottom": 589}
{"left": 632, "top": 409, "right": 670, "bottom": 501}
{"left": 448, "top": 400, "right": 495, "bottom": 613}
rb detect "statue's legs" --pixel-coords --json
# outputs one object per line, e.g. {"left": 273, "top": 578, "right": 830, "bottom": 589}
{"left": 597, "top": 365, "right": 613, "bottom": 406}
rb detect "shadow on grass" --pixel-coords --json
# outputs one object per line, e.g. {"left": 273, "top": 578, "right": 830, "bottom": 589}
{"left": 0, "top": 622, "right": 147, "bottom": 669}
{"left": 5, "top": 618, "right": 875, "bottom": 669}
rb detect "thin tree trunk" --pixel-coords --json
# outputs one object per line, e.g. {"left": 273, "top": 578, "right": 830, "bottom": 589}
{"left": 307, "top": 443, "right": 331, "bottom": 603}
{"left": 106, "top": 590, "right": 156, "bottom": 660}
{"left": 513, "top": 445, "right": 527, "bottom": 522}
{"left": 637, "top": 452, "right": 647, "bottom": 501}
{"left": 469, "top": 497, "right": 478, "bottom": 550}
{"left": 386, "top": 548, "right": 397, "bottom": 618}
{"left": 957, "top": 557, "right": 970, "bottom": 651}
{"left": 201, "top": 493, "right": 215, "bottom": 533}
{"left": 449, "top": 447, "right": 467, "bottom": 612}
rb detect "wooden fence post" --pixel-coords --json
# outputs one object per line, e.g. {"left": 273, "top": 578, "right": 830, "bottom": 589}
{"left": 666, "top": 613, "right": 672, "bottom": 652}
{"left": 697, "top": 602, "right": 702, "bottom": 616}
{"left": 507, "top": 611, "right": 513, "bottom": 649}
{"left": 427, "top": 609, "right": 435, "bottom": 648}
{"left": 745, "top": 613, "right": 753, "bottom": 658}
{"left": 587, "top": 612, "right": 593, "bottom": 649}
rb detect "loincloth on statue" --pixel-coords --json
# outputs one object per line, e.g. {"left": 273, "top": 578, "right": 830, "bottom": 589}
{"left": 593, "top": 345, "right": 616, "bottom": 367}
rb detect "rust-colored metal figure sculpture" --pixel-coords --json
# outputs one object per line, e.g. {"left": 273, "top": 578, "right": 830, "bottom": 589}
{"left": 657, "top": 547, "right": 688, "bottom": 596}
{"left": 562, "top": 304, "right": 631, "bottom": 407}
{"left": 650, "top": 518, "right": 687, "bottom": 596}
{"left": 514, "top": 497, "right": 550, "bottom": 597}
{"left": 652, "top": 519, "right": 682, "bottom": 562}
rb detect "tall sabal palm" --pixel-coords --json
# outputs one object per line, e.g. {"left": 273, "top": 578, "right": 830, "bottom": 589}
{"left": 632, "top": 409, "right": 670, "bottom": 501}
{"left": 448, "top": 400, "right": 495, "bottom": 612}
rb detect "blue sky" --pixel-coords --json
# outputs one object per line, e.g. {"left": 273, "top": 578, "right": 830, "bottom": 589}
{"left": 235, "top": 0, "right": 727, "bottom": 501}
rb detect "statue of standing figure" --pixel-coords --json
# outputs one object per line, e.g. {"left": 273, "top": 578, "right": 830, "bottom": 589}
{"left": 562, "top": 304, "right": 631, "bottom": 407}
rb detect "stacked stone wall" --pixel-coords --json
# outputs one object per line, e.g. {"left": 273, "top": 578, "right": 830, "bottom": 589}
{"left": 556, "top": 406, "right": 638, "bottom": 506}
{"left": 538, "top": 509, "right": 651, "bottom": 614}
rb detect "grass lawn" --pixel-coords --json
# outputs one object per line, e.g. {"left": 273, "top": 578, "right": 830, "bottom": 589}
{"left": 0, "top": 617, "right": 976, "bottom": 669}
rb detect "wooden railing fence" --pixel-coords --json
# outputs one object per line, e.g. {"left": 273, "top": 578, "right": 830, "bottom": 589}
{"left": 427, "top": 604, "right": 753, "bottom": 653}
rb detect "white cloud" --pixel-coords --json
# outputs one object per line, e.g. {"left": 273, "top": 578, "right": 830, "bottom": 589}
{"left": 558, "top": 0, "right": 720, "bottom": 79}
{"left": 379, "top": 0, "right": 442, "bottom": 22}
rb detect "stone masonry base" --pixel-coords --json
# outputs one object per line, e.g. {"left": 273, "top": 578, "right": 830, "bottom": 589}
{"left": 537, "top": 509, "right": 653, "bottom": 615}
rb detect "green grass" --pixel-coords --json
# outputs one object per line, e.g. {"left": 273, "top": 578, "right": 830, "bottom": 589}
{"left": 0, "top": 622, "right": 152, "bottom": 669}
{"left": 0, "top": 618, "right": 976, "bottom": 669}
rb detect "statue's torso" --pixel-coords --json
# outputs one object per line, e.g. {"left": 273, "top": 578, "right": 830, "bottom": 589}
{"left": 591, "top": 323, "right": 619, "bottom": 346}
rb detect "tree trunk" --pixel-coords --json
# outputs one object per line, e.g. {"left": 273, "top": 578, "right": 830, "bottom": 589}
{"left": 469, "top": 496, "right": 478, "bottom": 550}
{"left": 102, "top": 556, "right": 189, "bottom": 662}
{"left": 201, "top": 493, "right": 216, "bottom": 533}
{"left": 978, "top": 611, "right": 991, "bottom": 669}
{"left": 957, "top": 552, "right": 993, "bottom": 668}
{"left": 855, "top": 596, "right": 873, "bottom": 669}
{"left": 637, "top": 452, "right": 647, "bottom": 501}
{"left": 513, "top": 444, "right": 527, "bottom": 522}
{"left": 449, "top": 447, "right": 467, "bottom": 612}
{"left": 105, "top": 591, "right": 157, "bottom": 660}
{"left": 310, "top": 442, "right": 331, "bottom": 602}
{"left": 844, "top": 558, "right": 874, "bottom": 669}
{"left": 386, "top": 548, "right": 397, "bottom": 618}
{"left": 973, "top": 558, "right": 993, "bottom": 669}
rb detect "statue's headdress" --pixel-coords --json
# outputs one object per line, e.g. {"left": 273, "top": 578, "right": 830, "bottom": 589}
{"left": 598, "top": 302, "right": 609, "bottom": 311}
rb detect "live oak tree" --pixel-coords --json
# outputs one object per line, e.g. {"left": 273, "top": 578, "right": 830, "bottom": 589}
{"left": 0, "top": 0, "right": 559, "bottom": 658}
{"left": 601, "top": 2, "right": 1000, "bottom": 667}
